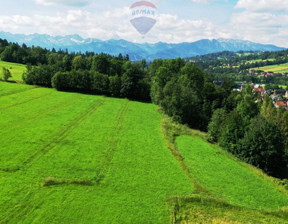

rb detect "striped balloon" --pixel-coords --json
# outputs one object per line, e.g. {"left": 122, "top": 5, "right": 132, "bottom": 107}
{"left": 130, "top": 1, "right": 157, "bottom": 36}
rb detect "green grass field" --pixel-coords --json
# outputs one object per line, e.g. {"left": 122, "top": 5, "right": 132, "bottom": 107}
{"left": 253, "top": 62, "right": 288, "bottom": 73}
{"left": 174, "top": 195, "right": 288, "bottom": 223}
{"left": 1, "top": 82, "right": 288, "bottom": 223}
{"left": 174, "top": 136, "right": 288, "bottom": 223}
{"left": 175, "top": 136, "right": 288, "bottom": 209}
{"left": 0, "top": 82, "right": 194, "bottom": 223}
{"left": 0, "top": 61, "right": 27, "bottom": 82}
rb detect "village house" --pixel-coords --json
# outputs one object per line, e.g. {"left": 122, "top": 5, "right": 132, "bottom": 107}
{"left": 262, "top": 71, "right": 274, "bottom": 77}
{"left": 253, "top": 87, "right": 264, "bottom": 97}
{"left": 275, "top": 101, "right": 287, "bottom": 109}
{"left": 253, "top": 87, "right": 264, "bottom": 93}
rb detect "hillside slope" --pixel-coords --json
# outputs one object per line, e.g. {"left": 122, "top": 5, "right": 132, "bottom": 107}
{"left": 0, "top": 82, "right": 193, "bottom": 223}
{"left": 0, "top": 82, "right": 288, "bottom": 223}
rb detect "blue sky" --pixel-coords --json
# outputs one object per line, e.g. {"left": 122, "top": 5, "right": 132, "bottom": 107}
{"left": 0, "top": 0, "right": 288, "bottom": 47}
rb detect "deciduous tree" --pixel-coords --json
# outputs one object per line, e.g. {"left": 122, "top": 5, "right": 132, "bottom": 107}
{"left": 2, "top": 67, "right": 12, "bottom": 81}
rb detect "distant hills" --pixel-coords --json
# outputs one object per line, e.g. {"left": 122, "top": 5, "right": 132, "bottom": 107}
{"left": 0, "top": 31, "right": 285, "bottom": 61}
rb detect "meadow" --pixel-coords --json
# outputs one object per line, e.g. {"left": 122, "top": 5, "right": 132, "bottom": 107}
{"left": 174, "top": 135, "right": 288, "bottom": 223}
{"left": 253, "top": 62, "right": 288, "bottom": 73}
{"left": 0, "top": 81, "right": 194, "bottom": 223}
{"left": 0, "top": 60, "right": 27, "bottom": 82}
{"left": 1, "top": 81, "right": 288, "bottom": 223}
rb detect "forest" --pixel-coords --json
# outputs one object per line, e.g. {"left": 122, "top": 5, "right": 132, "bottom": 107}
{"left": 1, "top": 38, "right": 288, "bottom": 179}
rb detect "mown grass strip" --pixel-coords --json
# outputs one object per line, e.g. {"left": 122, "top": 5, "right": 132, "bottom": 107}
{"left": 175, "top": 135, "right": 288, "bottom": 209}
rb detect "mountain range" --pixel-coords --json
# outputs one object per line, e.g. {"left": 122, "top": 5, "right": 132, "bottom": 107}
{"left": 0, "top": 31, "right": 285, "bottom": 61}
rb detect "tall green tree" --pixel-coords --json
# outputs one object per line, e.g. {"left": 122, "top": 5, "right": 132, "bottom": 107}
{"left": 91, "top": 54, "right": 110, "bottom": 74}
{"left": 90, "top": 72, "right": 109, "bottom": 95}
{"left": 261, "top": 96, "right": 276, "bottom": 121}
{"left": 276, "top": 106, "right": 288, "bottom": 149}
{"left": 236, "top": 85, "right": 259, "bottom": 124}
{"left": 109, "top": 75, "right": 121, "bottom": 97}
{"left": 207, "top": 108, "right": 227, "bottom": 143}
{"left": 2, "top": 67, "right": 12, "bottom": 81}
{"left": 219, "top": 110, "right": 246, "bottom": 153}
{"left": 238, "top": 115, "right": 286, "bottom": 178}
{"left": 159, "top": 63, "right": 207, "bottom": 130}
{"left": 120, "top": 66, "right": 144, "bottom": 99}
{"left": 62, "top": 55, "right": 73, "bottom": 72}
{"left": 72, "top": 55, "right": 87, "bottom": 70}
{"left": 261, "top": 97, "right": 288, "bottom": 149}
{"left": 150, "top": 66, "right": 173, "bottom": 105}
{"left": 52, "top": 72, "right": 70, "bottom": 91}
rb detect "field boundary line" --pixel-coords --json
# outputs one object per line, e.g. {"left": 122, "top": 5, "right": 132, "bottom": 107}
{"left": 0, "top": 94, "right": 83, "bottom": 135}
{"left": 96, "top": 100, "right": 129, "bottom": 181}
{"left": 161, "top": 118, "right": 213, "bottom": 195}
{"left": 0, "top": 85, "right": 37, "bottom": 98}
{"left": 0, "top": 99, "right": 105, "bottom": 172}
{"left": 0, "top": 190, "right": 46, "bottom": 223}
{"left": 0, "top": 92, "right": 53, "bottom": 110}
{"left": 22, "top": 99, "right": 105, "bottom": 169}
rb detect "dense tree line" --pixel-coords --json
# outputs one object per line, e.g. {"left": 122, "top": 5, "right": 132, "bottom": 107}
{"left": 0, "top": 39, "right": 49, "bottom": 65}
{"left": 207, "top": 85, "right": 288, "bottom": 178}
{"left": 149, "top": 58, "right": 231, "bottom": 130}
{"left": 0, "top": 38, "right": 147, "bottom": 100}
{"left": 22, "top": 53, "right": 150, "bottom": 101}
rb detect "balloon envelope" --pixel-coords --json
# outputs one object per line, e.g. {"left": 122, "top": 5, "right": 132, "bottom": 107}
{"left": 130, "top": 1, "right": 157, "bottom": 36}
{"left": 130, "top": 17, "right": 157, "bottom": 35}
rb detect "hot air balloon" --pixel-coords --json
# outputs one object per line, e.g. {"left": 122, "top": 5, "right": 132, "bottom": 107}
{"left": 130, "top": 1, "right": 157, "bottom": 36}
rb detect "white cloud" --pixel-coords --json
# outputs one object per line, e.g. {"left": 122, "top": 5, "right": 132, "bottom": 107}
{"left": 35, "top": 0, "right": 89, "bottom": 7}
{"left": 0, "top": 7, "right": 222, "bottom": 44}
{"left": 226, "top": 1, "right": 288, "bottom": 47}
{"left": 190, "top": 0, "right": 212, "bottom": 3}
{"left": 190, "top": 0, "right": 227, "bottom": 4}
{"left": 236, "top": 0, "right": 288, "bottom": 12}
{"left": 1, "top": 2, "right": 287, "bottom": 47}
{"left": 153, "top": 14, "right": 216, "bottom": 42}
